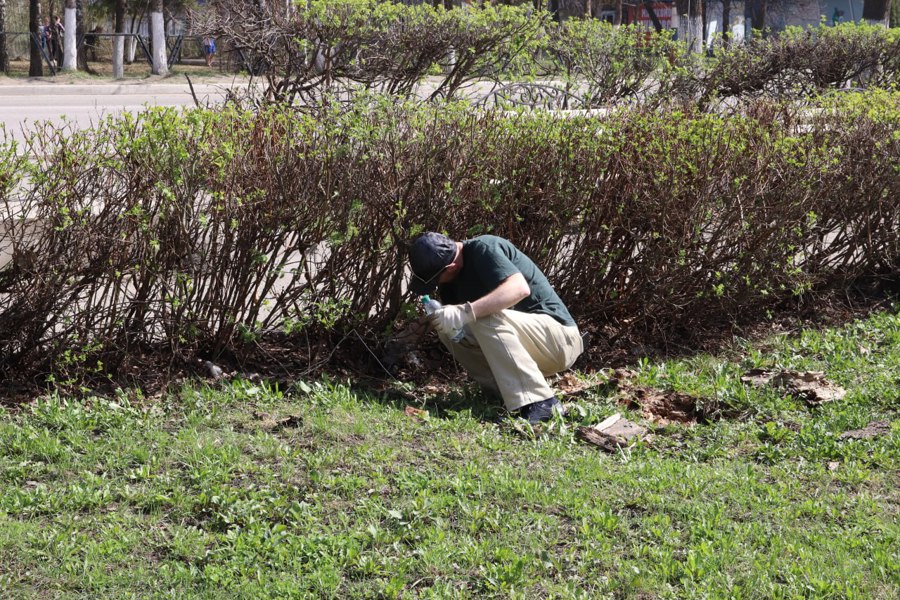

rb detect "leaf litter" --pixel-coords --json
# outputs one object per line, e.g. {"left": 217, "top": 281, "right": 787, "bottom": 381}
{"left": 740, "top": 369, "right": 847, "bottom": 406}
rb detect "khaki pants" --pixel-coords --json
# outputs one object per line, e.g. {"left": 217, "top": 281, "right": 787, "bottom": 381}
{"left": 437, "top": 309, "right": 583, "bottom": 411}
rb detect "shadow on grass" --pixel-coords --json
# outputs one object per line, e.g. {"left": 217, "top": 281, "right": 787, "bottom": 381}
{"left": 348, "top": 378, "right": 507, "bottom": 424}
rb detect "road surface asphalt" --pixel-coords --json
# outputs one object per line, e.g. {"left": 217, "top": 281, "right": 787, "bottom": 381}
{"left": 0, "top": 74, "right": 251, "bottom": 140}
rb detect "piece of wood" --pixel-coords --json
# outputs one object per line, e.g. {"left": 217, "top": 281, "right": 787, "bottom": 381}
{"left": 576, "top": 413, "right": 647, "bottom": 452}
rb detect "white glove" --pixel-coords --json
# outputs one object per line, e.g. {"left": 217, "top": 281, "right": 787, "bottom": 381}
{"left": 431, "top": 302, "right": 475, "bottom": 338}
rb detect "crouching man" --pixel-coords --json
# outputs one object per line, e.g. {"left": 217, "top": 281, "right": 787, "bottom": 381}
{"left": 408, "top": 232, "right": 583, "bottom": 423}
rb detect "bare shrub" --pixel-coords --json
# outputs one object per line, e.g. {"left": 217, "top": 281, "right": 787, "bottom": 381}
{"left": 1, "top": 92, "right": 898, "bottom": 388}
{"left": 546, "top": 20, "right": 684, "bottom": 106}
{"left": 693, "top": 23, "right": 900, "bottom": 107}
{"left": 193, "top": 0, "right": 546, "bottom": 104}
{"left": 193, "top": 3, "right": 900, "bottom": 110}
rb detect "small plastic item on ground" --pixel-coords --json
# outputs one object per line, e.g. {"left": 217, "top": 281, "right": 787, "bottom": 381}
{"left": 740, "top": 369, "right": 846, "bottom": 406}
{"left": 576, "top": 413, "right": 647, "bottom": 452}
{"left": 201, "top": 360, "right": 224, "bottom": 379}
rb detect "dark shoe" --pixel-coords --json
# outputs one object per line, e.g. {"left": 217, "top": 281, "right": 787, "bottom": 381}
{"left": 518, "top": 397, "right": 561, "bottom": 424}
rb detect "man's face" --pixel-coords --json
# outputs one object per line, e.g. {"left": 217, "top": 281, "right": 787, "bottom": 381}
{"left": 438, "top": 268, "right": 456, "bottom": 285}
{"left": 437, "top": 247, "right": 462, "bottom": 284}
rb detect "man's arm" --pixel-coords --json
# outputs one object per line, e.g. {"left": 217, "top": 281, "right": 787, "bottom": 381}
{"left": 468, "top": 273, "right": 530, "bottom": 320}
{"left": 430, "top": 273, "right": 529, "bottom": 338}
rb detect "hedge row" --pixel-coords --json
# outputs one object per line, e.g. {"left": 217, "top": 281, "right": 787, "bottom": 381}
{"left": 1, "top": 91, "right": 898, "bottom": 386}
{"left": 197, "top": 1, "right": 900, "bottom": 108}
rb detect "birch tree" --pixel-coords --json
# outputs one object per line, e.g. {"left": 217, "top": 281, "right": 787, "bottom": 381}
{"left": 112, "top": 0, "right": 126, "bottom": 78}
{"left": 63, "top": 0, "right": 76, "bottom": 71}
{"left": 676, "top": 0, "right": 703, "bottom": 53}
{"left": 151, "top": 0, "right": 168, "bottom": 75}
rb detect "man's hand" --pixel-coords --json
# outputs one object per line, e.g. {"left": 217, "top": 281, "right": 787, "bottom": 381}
{"left": 430, "top": 303, "right": 475, "bottom": 338}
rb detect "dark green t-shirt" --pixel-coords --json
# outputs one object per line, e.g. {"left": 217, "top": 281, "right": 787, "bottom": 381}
{"left": 438, "top": 235, "right": 575, "bottom": 327}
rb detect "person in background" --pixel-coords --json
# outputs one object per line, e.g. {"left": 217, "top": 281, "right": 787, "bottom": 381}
{"left": 39, "top": 17, "right": 51, "bottom": 55}
{"left": 203, "top": 36, "right": 216, "bottom": 67}
{"left": 52, "top": 16, "right": 65, "bottom": 66}
{"left": 408, "top": 232, "right": 584, "bottom": 424}
{"left": 85, "top": 26, "right": 103, "bottom": 62}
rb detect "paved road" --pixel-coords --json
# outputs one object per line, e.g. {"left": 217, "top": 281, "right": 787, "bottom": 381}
{"left": 0, "top": 78, "right": 249, "bottom": 269}
{"left": 0, "top": 79, "right": 246, "bottom": 140}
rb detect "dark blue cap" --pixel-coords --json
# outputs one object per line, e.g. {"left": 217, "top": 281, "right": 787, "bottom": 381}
{"left": 408, "top": 232, "right": 456, "bottom": 295}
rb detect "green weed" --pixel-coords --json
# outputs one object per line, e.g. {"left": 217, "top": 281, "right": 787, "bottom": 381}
{"left": 0, "top": 310, "right": 897, "bottom": 598}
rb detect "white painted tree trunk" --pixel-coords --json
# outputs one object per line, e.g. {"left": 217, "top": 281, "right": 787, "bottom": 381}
{"left": 127, "top": 36, "right": 136, "bottom": 63}
{"left": 112, "top": 36, "right": 124, "bottom": 78}
{"left": 62, "top": 7, "right": 76, "bottom": 71}
{"left": 151, "top": 10, "right": 167, "bottom": 76}
{"left": 678, "top": 14, "right": 704, "bottom": 53}
{"left": 730, "top": 9, "right": 745, "bottom": 44}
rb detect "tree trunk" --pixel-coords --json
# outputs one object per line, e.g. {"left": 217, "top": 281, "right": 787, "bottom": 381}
{"left": 749, "top": 0, "right": 767, "bottom": 33}
{"left": 76, "top": 0, "right": 87, "bottom": 71}
{"left": 29, "top": 0, "right": 43, "bottom": 76}
{"left": 62, "top": 0, "right": 76, "bottom": 71}
{"left": 127, "top": 7, "right": 145, "bottom": 64}
{"left": 0, "top": 0, "right": 9, "bottom": 74}
{"left": 112, "top": 0, "right": 125, "bottom": 78}
{"left": 151, "top": 0, "right": 167, "bottom": 75}
{"left": 862, "top": 0, "right": 890, "bottom": 25}
{"left": 643, "top": 0, "right": 664, "bottom": 32}
{"left": 614, "top": 0, "right": 623, "bottom": 24}
{"left": 676, "top": 0, "right": 703, "bottom": 53}
{"left": 721, "top": 0, "right": 730, "bottom": 48}
{"left": 702, "top": 0, "right": 708, "bottom": 49}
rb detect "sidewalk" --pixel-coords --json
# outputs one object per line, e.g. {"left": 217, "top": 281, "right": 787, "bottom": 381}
{"left": 0, "top": 73, "right": 253, "bottom": 96}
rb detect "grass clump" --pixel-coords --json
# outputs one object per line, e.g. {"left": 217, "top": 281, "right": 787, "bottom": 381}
{"left": 0, "top": 309, "right": 897, "bottom": 599}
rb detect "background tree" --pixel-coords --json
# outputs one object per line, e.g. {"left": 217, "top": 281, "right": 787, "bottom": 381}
{"left": 721, "top": 0, "right": 731, "bottom": 48}
{"left": 112, "top": 0, "right": 125, "bottom": 77}
{"left": 76, "top": 0, "right": 88, "bottom": 71}
{"left": 151, "top": 0, "right": 167, "bottom": 75}
{"left": 63, "top": 0, "right": 76, "bottom": 70}
{"left": 748, "top": 0, "right": 766, "bottom": 33}
{"left": 676, "top": 0, "right": 703, "bottom": 52}
{"left": 862, "top": 0, "right": 890, "bottom": 25}
{"left": 0, "top": 0, "right": 9, "bottom": 74}
{"left": 28, "top": 0, "right": 41, "bottom": 76}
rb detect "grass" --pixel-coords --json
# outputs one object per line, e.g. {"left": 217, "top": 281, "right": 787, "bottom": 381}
{"left": 0, "top": 308, "right": 897, "bottom": 599}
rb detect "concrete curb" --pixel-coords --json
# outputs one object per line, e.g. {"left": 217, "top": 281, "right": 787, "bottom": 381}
{"left": 0, "top": 82, "right": 247, "bottom": 97}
